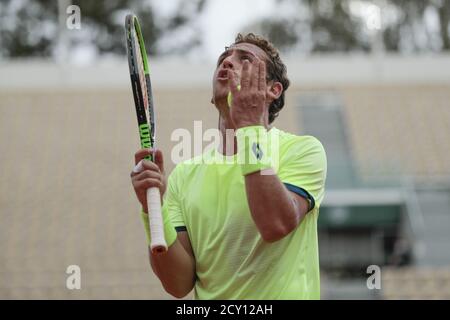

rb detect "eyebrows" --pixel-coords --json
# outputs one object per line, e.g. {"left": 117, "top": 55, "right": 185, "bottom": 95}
{"left": 216, "top": 46, "right": 258, "bottom": 66}
{"left": 216, "top": 45, "right": 275, "bottom": 80}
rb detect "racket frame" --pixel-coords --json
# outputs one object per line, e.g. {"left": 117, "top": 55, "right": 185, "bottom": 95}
{"left": 125, "top": 14, "right": 167, "bottom": 254}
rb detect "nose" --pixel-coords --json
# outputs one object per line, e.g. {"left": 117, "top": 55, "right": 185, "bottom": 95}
{"left": 222, "top": 56, "right": 234, "bottom": 70}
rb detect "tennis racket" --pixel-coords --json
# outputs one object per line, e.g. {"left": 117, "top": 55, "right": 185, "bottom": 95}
{"left": 125, "top": 14, "right": 167, "bottom": 254}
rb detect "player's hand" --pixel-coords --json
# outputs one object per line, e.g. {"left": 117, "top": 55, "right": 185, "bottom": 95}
{"left": 228, "top": 59, "right": 268, "bottom": 129}
{"left": 131, "top": 148, "right": 167, "bottom": 213}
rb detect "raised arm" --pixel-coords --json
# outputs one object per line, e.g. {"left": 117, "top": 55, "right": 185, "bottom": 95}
{"left": 227, "top": 57, "right": 319, "bottom": 242}
{"left": 244, "top": 170, "right": 309, "bottom": 242}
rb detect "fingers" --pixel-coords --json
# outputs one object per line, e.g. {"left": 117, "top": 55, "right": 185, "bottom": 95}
{"left": 132, "top": 160, "right": 144, "bottom": 175}
{"left": 240, "top": 60, "right": 251, "bottom": 90}
{"left": 251, "top": 60, "right": 260, "bottom": 91}
{"left": 153, "top": 149, "right": 165, "bottom": 173}
{"left": 140, "top": 158, "right": 161, "bottom": 173}
{"left": 133, "top": 178, "right": 164, "bottom": 191}
{"left": 241, "top": 59, "right": 264, "bottom": 91}
{"left": 258, "top": 61, "right": 266, "bottom": 92}
{"left": 132, "top": 169, "right": 162, "bottom": 183}
{"left": 228, "top": 69, "right": 239, "bottom": 95}
{"left": 134, "top": 148, "right": 151, "bottom": 165}
{"left": 131, "top": 169, "right": 164, "bottom": 190}
{"left": 131, "top": 148, "right": 162, "bottom": 177}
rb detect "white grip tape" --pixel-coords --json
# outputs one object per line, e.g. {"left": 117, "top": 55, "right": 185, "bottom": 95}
{"left": 147, "top": 187, "right": 167, "bottom": 252}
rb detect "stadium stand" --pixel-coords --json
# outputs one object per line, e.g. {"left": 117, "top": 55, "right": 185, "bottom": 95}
{"left": 296, "top": 87, "right": 450, "bottom": 299}
{"left": 1, "top": 59, "right": 449, "bottom": 299}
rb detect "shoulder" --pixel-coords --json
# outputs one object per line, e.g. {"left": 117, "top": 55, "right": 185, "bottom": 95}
{"left": 274, "top": 128, "right": 326, "bottom": 160}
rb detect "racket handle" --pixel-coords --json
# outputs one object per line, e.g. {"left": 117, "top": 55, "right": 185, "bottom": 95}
{"left": 147, "top": 187, "right": 168, "bottom": 254}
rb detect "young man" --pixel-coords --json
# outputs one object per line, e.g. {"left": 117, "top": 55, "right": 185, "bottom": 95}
{"left": 130, "top": 33, "right": 327, "bottom": 299}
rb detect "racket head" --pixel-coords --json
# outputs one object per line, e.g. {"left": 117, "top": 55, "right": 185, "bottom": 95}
{"left": 125, "top": 14, "right": 156, "bottom": 161}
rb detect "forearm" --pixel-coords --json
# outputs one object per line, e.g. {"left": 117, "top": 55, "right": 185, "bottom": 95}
{"left": 149, "top": 238, "right": 196, "bottom": 298}
{"left": 140, "top": 210, "right": 195, "bottom": 298}
{"left": 245, "top": 171, "right": 301, "bottom": 242}
{"left": 236, "top": 126, "right": 302, "bottom": 241}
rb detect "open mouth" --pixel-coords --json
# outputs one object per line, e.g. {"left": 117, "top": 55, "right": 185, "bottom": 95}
{"left": 217, "top": 69, "right": 229, "bottom": 80}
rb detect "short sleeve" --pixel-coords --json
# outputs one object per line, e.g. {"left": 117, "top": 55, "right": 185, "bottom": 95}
{"left": 278, "top": 136, "right": 327, "bottom": 212}
{"left": 162, "top": 164, "right": 186, "bottom": 230}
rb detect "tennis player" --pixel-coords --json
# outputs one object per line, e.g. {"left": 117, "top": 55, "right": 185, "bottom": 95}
{"left": 130, "top": 33, "right": 327, "bottom": 299}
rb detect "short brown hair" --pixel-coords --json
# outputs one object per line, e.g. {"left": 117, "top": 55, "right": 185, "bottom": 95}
{"left": 233, "top": 33, "right": 290, "bottom": 124}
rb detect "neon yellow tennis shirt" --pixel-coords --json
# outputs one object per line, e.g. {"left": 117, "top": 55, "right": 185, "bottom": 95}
{"left": 163, "top": 127, "right": 327, "bottom": 299}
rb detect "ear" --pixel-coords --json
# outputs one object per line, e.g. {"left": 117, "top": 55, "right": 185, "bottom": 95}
{"left": 211, "top": 97, "right": 215, "bottom": 104}
{"left": 266, "top": 81, "right": 283, "bottom": 102}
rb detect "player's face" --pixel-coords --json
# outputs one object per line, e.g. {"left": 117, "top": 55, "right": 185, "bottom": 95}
{"left": 212, "top": 42, "right": 270, "bottom": 106}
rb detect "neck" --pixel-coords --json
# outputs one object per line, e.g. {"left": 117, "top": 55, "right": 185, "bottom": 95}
{"left": 218, "top": 113, "right": 237, "bottom": 156}
{"left": 217, "top": 113, "right": 272, "bottom": 156}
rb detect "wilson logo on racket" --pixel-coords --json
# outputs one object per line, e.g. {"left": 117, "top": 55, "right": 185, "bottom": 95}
{"left": 139, "top": 124, "right": 151, "bottom": 149}
{"left": 252, "top": 142, "right": 264, "bottom": 160}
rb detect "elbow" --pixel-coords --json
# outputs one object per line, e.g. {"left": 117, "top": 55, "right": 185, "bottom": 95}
{"left": 259, "top": 220, "right": 298, "bottom": 243}
{"left": 169, "top": 290, "right": 190, "bottom": 299}
{"left": 260, "top": 232, "right": 282, "bottom": 243}
{"left": 162, "top": 274, "right": 195, "bottom": 299}
{"left": 260, "top": 229, "right": 289, "bottom": 243}
{"left": 165, "top": 284, "right": 193, "bottom": 299}
{"left": 253, "top": 203, "right": 303, "bottom": 243}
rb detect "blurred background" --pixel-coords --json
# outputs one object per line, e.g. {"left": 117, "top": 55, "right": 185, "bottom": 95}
{"left": 1, "top": 0, "right": 450, "bottom": 299}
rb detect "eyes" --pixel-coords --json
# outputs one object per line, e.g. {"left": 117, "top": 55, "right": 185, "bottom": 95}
{"left": 240, "top": 55, "right": 252, "bottom": 62}
{"left": 217, "top": 52, "right": 254, "bottom": 66}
